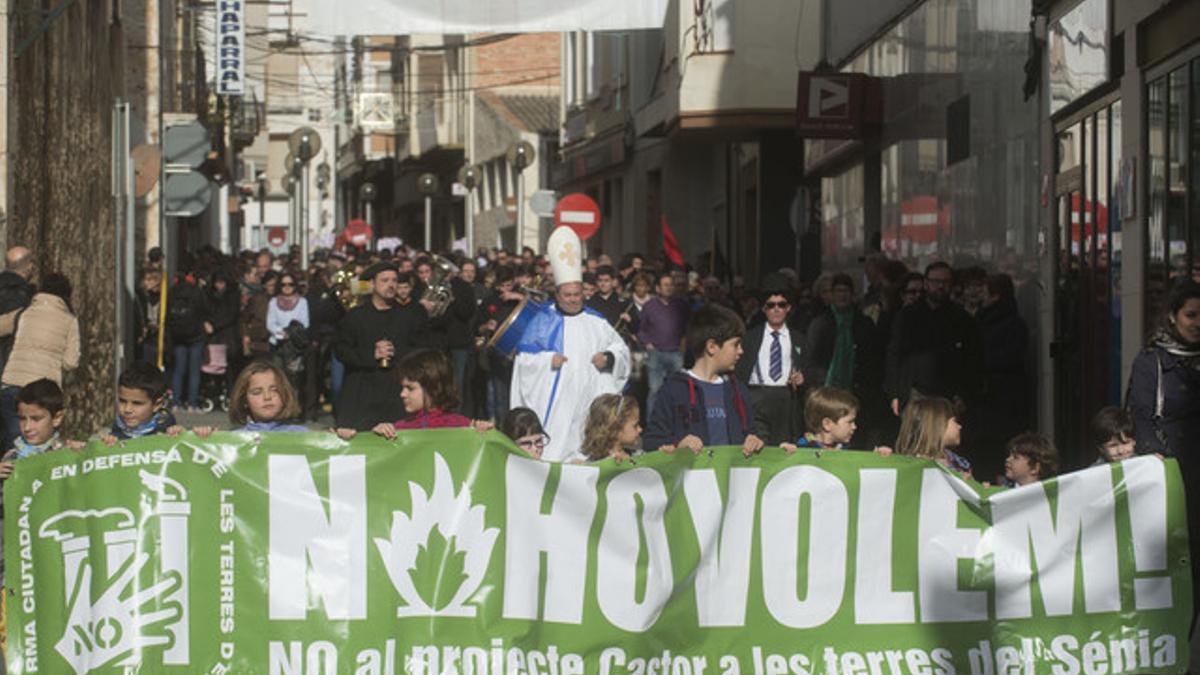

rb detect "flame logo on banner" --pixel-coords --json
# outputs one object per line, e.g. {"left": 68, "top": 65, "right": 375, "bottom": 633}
{"left": 374, "top": 453, "right": 499, "bottom": 617}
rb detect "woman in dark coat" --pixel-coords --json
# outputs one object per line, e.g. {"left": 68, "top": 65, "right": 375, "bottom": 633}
{"left": 1128, "top": 279, "right": 1200, "bottom": 459}
{"left": 1127, "top": 279, "right": 1200, "bottom": 622}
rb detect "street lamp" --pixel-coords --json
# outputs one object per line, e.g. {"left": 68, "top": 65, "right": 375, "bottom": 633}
{"left": 359, "top": 182, "right": 377, "bottom": 246}
{"left": 418, "top": 172, "right": 440, "bottom": 252}
{"left": 457, "top": 164, "right": 480, "bottom": 256}
{"left": 288, "top": 127, "right": 322, "bottom": 270}
{"left": 507, "top": 141, "right": 535, "bottom": 252}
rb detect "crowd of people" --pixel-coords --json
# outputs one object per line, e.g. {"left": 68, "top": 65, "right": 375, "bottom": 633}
{"left": 0, "top": 235, "right": 1193, "bottom": 486}
{"left": 0, "top": 233, "right": 1198, "bottom": 652}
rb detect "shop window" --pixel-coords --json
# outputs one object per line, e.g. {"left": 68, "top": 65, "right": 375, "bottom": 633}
{"left": 696, "top": 0, "right": 734, "bottom": 52}
{"left": 1146, "top": 59, "right": 1199, "bottom": 333}
{"left": 1048, "top": 0, "right": 1109, "bottom": 115}
{"left": 821, "top": 164, "right": 864, "bottom": 271}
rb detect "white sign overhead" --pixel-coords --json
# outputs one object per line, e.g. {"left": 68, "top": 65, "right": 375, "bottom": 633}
{"left": 215, "top": 0, "right": 245, "bottom": 95}
{"left": 293, "top": 0, "right": 668, "bottom": 35}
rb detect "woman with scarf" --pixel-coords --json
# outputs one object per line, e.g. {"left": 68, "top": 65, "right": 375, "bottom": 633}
{"left": 1127, "top": 279, "right": 1200, "bottom": 635}
{"left": 802, "top": 273, "right": 885, "bottom": 447}
{"left": 266, "top": 271, "right": 310, "bottom": 398}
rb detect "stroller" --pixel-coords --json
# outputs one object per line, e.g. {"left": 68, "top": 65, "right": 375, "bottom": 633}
{"left": 198, "top": 343, "right": 229, "bottom": 413}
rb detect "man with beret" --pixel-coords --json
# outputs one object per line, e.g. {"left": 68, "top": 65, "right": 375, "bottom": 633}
{"left": 333, "top": 262, "right": 429, "bottom": 429}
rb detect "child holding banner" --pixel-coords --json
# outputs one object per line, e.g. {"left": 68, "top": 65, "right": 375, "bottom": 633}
{"left": 226, "top": 361, "right": 308, "bottom": 432}
{"left": 0, "top": 379, "right": 72, "bottom": 469}
{"left": 499, "top": 407, "right": 549, "bottom": 459}
{"left": 580, "top": 393, "right": 640, "bottom": 463}
{"left": 895, "top": 395, "right": 972, "bottom": 479}
{"left": 0, "top": 379, "right": 84, "bottom": 652}
{"left": 643, "top": 304, "right": 764, "bottom": 457}
{"left": 1002, "top": 432, "right": 1059, "bottom": 487}
{"left": 99, "top": 361, "right": 182, "bottom": 444}
{"left": 780, "top": 386, "right": 893, "bottom": 455}
{"left": 338, "top": 349, "right": 492, "bottom": 440}
{"left": 1090, "top": 406, "right": 1137, "bottom": 464}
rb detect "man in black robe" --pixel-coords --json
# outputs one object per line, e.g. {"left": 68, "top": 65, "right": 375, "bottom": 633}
{"left": 334, "top": 264, "right": 429, "bottom": 430}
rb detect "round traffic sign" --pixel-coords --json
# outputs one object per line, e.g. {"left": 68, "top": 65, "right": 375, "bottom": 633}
{"left": 267, "top": 227, "right": 288, "bottom": 248}
{"left": 344, "top": 219, "right": 373, "bottom": 247}
{"left": 554, "top": 193, "right": 601, "bottom": 241}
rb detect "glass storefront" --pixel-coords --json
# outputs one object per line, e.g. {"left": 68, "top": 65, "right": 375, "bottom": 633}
{"left": 809, "top": 0, "right": 1040, "bottom": 282}
{"left": 1146, "top": 56, "right": 1200, "bottom": 330}
{"left": 1053, "top": 98, "right": 1123, "bottom": 462}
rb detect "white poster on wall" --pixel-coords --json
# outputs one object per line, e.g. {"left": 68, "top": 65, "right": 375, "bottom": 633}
{"left": 293, "top": 0, "right": 668, "bottom": 35}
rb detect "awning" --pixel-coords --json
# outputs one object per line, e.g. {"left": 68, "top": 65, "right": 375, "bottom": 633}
{"left": 293, "top": 0, "right": 668, "bottom": 36}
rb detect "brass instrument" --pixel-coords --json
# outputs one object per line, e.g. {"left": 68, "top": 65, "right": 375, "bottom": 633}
{"left": 421, "top": 255, "right": 460, "bottom": 318}
{"left": 332, "top": 267, "right": 369, "bottom": 310}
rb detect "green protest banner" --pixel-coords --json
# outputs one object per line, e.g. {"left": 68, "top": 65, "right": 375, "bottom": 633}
{"left": 3, "top": 431, "right": 1191, "bottom": 675}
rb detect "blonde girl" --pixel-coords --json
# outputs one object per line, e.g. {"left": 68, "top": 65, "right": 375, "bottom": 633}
{"left": 228, "top": 360, "right": 307, "bottom": 431}
{"left": 895, "top": 395, "right": 970, "bottom": 477}
{"left": 580, "top": 394, "right": 641, "bottom": 463}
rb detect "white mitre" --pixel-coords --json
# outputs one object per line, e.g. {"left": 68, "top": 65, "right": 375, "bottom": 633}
{"left": 547, "top": 226, "right": 583, "bottom": 286}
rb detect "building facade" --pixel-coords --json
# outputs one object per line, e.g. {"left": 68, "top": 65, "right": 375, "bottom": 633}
{"left": 553, "top": 0, "right": 820, "bottom": 279}
{"left": 805, "top": 0, "right": 1200, "bottom": 461}
{"left": 333, "top": 33, "right": 560, "bottom": 255}
{"left": 1040, "top": 0, "right": 1200, "bottom": 458}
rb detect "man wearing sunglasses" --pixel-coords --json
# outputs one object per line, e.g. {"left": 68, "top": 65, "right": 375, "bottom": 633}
{"left": 735, "top": 287, "right": 806, "bottom": 444}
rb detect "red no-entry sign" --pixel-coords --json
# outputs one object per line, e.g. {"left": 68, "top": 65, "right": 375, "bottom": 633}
{"left": 554, "top": 193, "right": 601, "bottom": 241}
{"left": 267, "top": 227, "right": 288, "bottom": 247}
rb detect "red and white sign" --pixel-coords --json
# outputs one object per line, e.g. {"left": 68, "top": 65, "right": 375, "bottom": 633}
{"left": 341, "top": 219, "right": 373, "bottom": 248}
{"left": 554, "top": 193, "right": 601, "bottom": 241}
{"left": 267, "top": 227, "right": 288, "bottom": 247}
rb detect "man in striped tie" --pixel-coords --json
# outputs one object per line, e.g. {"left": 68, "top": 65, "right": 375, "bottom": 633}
{"left": 735, "top": 287, "right": 806, "bottom": 444}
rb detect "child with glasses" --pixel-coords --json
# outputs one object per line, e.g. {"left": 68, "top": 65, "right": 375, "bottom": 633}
{"left": 500, "top": 407, "right": 550, "bottom": 459}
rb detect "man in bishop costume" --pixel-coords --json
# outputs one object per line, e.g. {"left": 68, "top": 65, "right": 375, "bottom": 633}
{"left": 510, "top": 227, "right": 631, "bottom": 461}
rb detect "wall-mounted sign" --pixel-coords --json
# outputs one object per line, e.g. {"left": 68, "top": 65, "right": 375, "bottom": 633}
{"left": 216, "top": 0, "right": 245, "bottom": 96}
{"left": 795, "top": 72, "right": 881, "bottom": 139}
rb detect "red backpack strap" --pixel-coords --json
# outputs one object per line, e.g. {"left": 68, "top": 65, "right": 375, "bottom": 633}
{"left": 729, "top": 373, "right": 748, "bottom": 434}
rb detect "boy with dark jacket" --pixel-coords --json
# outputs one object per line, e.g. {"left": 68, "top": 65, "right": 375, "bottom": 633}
{"left": 644, "top": 304, "right": 764, "bottom": 456}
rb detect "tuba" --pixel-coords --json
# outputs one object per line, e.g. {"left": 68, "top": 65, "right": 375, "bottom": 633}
{"left": 421, "top": 256, "right": 460, "bottom": 317}
{"left": 332, "top": 267, "right": 369, "bottom": 309}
